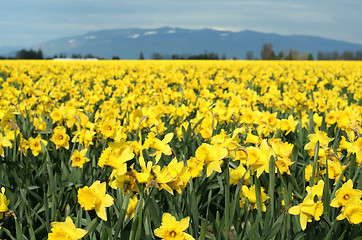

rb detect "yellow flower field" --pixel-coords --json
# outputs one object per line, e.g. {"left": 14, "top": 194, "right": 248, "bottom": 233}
{"left": 0, "top": 60, "right": 361, "bottom": 239}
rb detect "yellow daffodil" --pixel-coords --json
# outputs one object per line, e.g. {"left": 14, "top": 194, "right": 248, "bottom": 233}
{"left": 77, "top": 181, "right": 114, "bottom": 221}
{"left": 18, "top": 136, "right": 30, "bottom": 156}
{"left": 99, "top": 118, "right": 117, "bottom": 139}
{"left": 195, "top": 143, "right": 228, "bottom": 177}
{"left": 50, "top": 126, "right": 70, "bottom": 150}
{"left": 304, "top": 131, "right": 333, "bottom": 159}
{"left": 246, "top": 139, "right": 274, "bottom": 178}
{"left": 135, "top": 158, "right": 154, "bottom": 184}
{"left": 244, "top": 132, "right": 260, "bottom": 145}
{"left": 327, "top": 158, "right": 345, "bottom": 183}
{"left": 330, "top": 179, "right": 362, "bottom": 208}
{"left": 166, "top": 158, "right": 191, "bottom": 194}
{"left": 0, "top": 133, "right": 11, "bottom": 157}
{"left": 33, "top": 117, "right": 47, "bottom": 131}
{"left": 154, "top": 213, "right": 194, "bottom": 240}
{"left": 50, "top": 107, "right": 65, "bottom": 124}
{"left": 152, "top": 165, "right": 175, "bottom": 195}
{"left": 98, "top": 146, "right": 134, "bottom": 170}
{"left": 325, "top": 110, "right": 337, "bottom": 127}
{"left": 72, "top": 128, "right": 95, "bottom": 148}
{"left": 186, "top": 157, "right": 204, "bottom": 178}
{"left": 126, "top": 195, "right": 139, "bottom": 220}
{"left": 109, "top": 168, "right": 139, "bottom": 193}
{"left": 0, "top": 106, "right": 18, "bottom": 131}
{"left": 143, "top": 132, "right": 174, "bottom": 163}
{"left": 240, "top": 185, "right": 269, "bottom": 212}
{"left": 280, "top": 115, "right": 298, "bottom": 135}
{"left": 28, "top": 135, "right": 47, "bottom": 157}
{"left": 230, "top": 164, "right": 250, "bottom": 185}
{"left": 288, "top": 181, "right": 324, "bottom": 230}
{"left": 48, "top": 216, "right": 87, "bottom": 240}
{"left": 0, "top": 187, "right": 10, "bottom": 219}
{"left": 306, "top": 180, "right": 325, "bottom": 199}
{"left": 336, "top": 195, "right": 362, "bottom": 224}
{"left": 70, "top": 149, "right": 90, "bottom": 168}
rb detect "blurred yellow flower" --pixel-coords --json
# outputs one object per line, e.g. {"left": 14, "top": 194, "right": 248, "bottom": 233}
{"left": 0, "top": 106, "right": 18, "bottom": 131}
{"left": 288, "top": 182, "right": 324, "bottom": 230}
{"left": 48, "top": 216, "right": 87, "bottom": 240}
{"left": 280, "top": 115, "right": 298, "bottom": 135}
{"left": 0, "top": 133, "right": 11, "bottom": 157}
{"left": 230, "top": 164, "right": 250, "bottom": 185}
{"left": 336, "top": 195, "right": 362, "bottom": 224}
{"left": 246, "top": 140, "right": 274, "bottom": 178}
{"left": 29, "top": 135, "right": 47, "bottom": 157}
{"left": 154, "top": 213, "right": 194, "bottom": 240}
{"left": 195, "top": 143, "right": 228, "bottom": 177}
{"left": 0, "top": 187, "right": 10, "bottom": 220}
{"left": 70, "top": 149, "right": 90, "bottom": 168}
{"left": 50, "top": 126, "right": 70, "bottom": 150}
{"left": 304, "top": 131, "right": 333, "bottom": 159}
{"left": 126, "top": 195, "right": 139, "bottom": 220}
{"left": 50, "top": 107, "right": 65, "bottom": 124}
{"left": 186, "top": 157, "right": 204, "bottom": 178}
{"left": 330, "top": 179, "right": 362, "bottom": 208}
{"left": 240, "top": 185, "right": 269, "bottom": 212}
{"left": 99, "top": 118, "right": 117, "bottom": 139}
{"left": 144, "top": 132, "right": 174, "bottom": 163}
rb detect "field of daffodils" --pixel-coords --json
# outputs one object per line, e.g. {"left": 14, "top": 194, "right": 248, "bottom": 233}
{"left": 0, "top": 60, "right": 361, "bottom": 239}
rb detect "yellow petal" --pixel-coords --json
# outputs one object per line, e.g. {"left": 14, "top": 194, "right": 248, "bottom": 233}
{"left": 349, "top": 211, "right": 362, "bottom": 224}
{"left": 162, "top": 213, "right": 177, "bottom": 227}
{"left": 300, "top": 213, "right": 309, "bottom": 230}
{"left": 95, "top": 205, "right": 107, "bottom": 221}
{"left": 163, "top": 133, "right": 174, "bottom": 144}
{"left": 206, "top": 160, "right": 221, "bottom": 177}
{"left": 336, "top": 212, "right": 346, "bottom": 221}
{"left": 103, "top": 194, "right": 114, "bottom": 208}
{"left": 75, "top": 229, "right": 88, "bottom": 238}
{"left": 178, "top": 216, "right": 190, "bottom": 232}
{"left": 288, "top": 205, "right": 301, "bottom": 215}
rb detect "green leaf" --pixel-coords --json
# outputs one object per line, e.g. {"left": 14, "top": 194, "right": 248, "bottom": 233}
{"left": 262, "top": 213, "right": 284, "bottom": 240}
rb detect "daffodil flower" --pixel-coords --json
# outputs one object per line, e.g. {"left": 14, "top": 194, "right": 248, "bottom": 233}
{"left": 330, "top": 179, "right": 362, "bottom": 208}
{"left": 336, "top": 195, "right": 362, "bottom": 224}
{"left": 77, "top": 181, "right": 114, "bottom": 221}
{"left": 195, "top": 143, "right": 228, "bottom": 177}
{"left": 144, "top": 132, "right": 174, "bottom": 163}
{"left": 0, "top": 187, "right": 10, "bottom": 219}
{"left": 50, "top": 126, "right": 70, "bottom": 149}
{"left": 48, "top": 216, "right": 87, "bottom": 240}
{"left": 154, "top": 213, "right": 194, "bottom": 240}
{"left": 288, "top": 181, "right": 324, "bottom": 230}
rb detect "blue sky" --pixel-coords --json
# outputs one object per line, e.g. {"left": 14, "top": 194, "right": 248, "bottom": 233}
{"left": 1, "top": 0, "right": 361, "bottom": 48}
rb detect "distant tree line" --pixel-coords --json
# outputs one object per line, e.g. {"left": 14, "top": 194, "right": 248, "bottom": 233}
{"left": 0, "top": 49, "right": 101, "bottom": 60}
{"left": 172, "top": 52, "right": 220, "bottom": 60}
{"left": 53, "top": 53, "right": 100, "bottom": 59}
{"left": 258, "top": 43, "right": 314, "bottom": 60}
{"left": 15, "top": 49, "right": 44, "bottom": 59}
{"left": 1, "top": 45, "right": 361, "bottom": 60}
{"left": 149, "top": 51, "right": 231, "bottom": 60}
{"left": 257, "top": 43, "right": 362, "bottom": 61}
{"left": 317, "top": 50, "right": 362, "bottom": 60}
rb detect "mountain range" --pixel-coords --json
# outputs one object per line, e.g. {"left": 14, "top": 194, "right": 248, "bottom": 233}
{"left": 2, "top": 27, "right": 362, "bottom": 59}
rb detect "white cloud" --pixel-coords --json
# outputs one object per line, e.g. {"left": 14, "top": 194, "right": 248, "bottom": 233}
{"left": 127, "top": 34, "right": 140, "bottom": 39}
{"left": 165, "top": 29, "right": 176, "bottom": 34}
{"left": 144, "top": 31, "right": 157, "bottom": 35}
